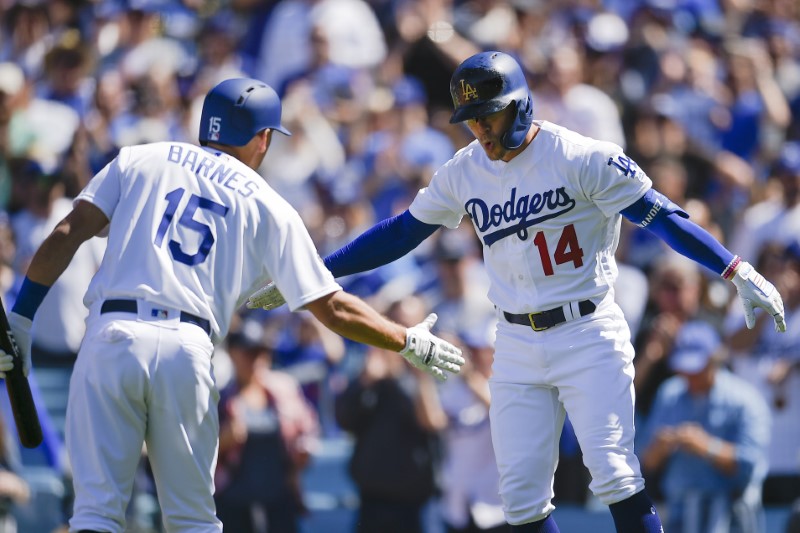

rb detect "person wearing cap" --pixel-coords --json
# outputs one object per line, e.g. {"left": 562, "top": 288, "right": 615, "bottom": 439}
{"left": 335, "top": 295, "right": 448, "bottom": 533}
{"left": 9, "top": 159, "right": 106, "bottom": 372}
{"left": 633, "top": 253, "right": 706, "bottom": 419}
{"left": 725, "top": 240, "right": 800, "bottom": 509}
{"left": 424, "top": 228, "right": 495, "bottom": 338}
{"left": 215, "top": 318, "right": 319, "bottom": 533}
{"left": 0, "top": 77, "right": 463, "bottom": 533}
{"left": 248, "top": 50, "right": 787, "bottom": 533}
{"left": 728, "top": 141, "right": 800, "bottom": 265}
{"left": 374, "top": 75, "right": 455, "bottom": 221}
{"left": 438, "top": 323, "right": 510, "bottom": 533}
{"left": 639, "top": 320, "right": 771, "bottom": 533}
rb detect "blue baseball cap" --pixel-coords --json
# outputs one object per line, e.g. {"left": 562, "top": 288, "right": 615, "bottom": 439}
{"left": 775, "top": 141, "right": 800, "bottom": 176}
{"left": 669, "top": 321, "right": 721, "bottom": 374}
{"left": 227, "top": 319, "right": 274, "bottom": 351}
{"left": 400, "top": 130, "right": 454, "bottom": 169}
{"left": 393, "top": 76, "right": 427, "bottom": 108}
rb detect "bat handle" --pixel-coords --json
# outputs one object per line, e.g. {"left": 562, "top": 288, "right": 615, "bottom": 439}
{"left": 5, "top": 367, "right": 43, "bottom": 448}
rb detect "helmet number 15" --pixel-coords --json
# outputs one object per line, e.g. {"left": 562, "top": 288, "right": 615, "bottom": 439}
{"left": 154, "top": 187, "right": 230, "bottom": 266}
{"left": 532, "top": 224, "right": 584, "bottom": 276}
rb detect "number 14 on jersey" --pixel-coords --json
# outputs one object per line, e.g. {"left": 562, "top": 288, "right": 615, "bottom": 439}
{"left": 532, "top": 223, "right": 584, "bottom": 276}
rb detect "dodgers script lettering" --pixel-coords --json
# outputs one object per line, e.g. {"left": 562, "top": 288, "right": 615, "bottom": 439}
{"left": 466, "top": 187, "right": 577, "bottom": 247}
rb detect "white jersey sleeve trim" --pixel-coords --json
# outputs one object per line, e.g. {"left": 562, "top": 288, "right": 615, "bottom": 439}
{"left": 287, "top": 284, "right": 342, "bottom": 312}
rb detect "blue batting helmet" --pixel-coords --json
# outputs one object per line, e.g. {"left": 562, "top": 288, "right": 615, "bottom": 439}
{"left": 449, "top": 51, "right": 533, "bottom": 150}
{"left": 199, "top": 78, "right": 291, "bottom": 147}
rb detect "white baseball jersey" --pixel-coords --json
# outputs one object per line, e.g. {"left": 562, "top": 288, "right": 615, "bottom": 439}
{"left": 409, "top": 120, "right": 652, "bottom": 313}
{"left": 77, "top": 141, "right": 341, "bottom": 339}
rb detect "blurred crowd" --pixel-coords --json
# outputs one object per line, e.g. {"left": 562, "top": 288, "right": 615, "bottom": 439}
{"left": 0, "top": 0, "right": 799, "bottom": 531}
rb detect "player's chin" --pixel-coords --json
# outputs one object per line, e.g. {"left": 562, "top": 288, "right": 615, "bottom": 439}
{"left": 482, "top": 141, "right": 504, "bottom": 161}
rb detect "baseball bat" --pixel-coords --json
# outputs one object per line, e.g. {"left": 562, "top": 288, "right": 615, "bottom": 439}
{"left": 0, "top": 301, "right": 43, "bottom": 448}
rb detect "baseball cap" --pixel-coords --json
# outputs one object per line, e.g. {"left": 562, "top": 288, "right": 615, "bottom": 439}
{"left": 669, "top": 321, "right": 721, "bottom": 374}
{"left": 0, "top": 62, "right": 25, "bottom": 97}
{"left": 784, "top": 239, "right": 800, "bottom": 263}
{"left": 585, "top": 12, "right": 629, "bottom": 53}
{"left": 433, "top": 230, "right": 476, "bottom": 262}
{"left": 400, "top": 130, "right": 454, "bottom": 169}
{"left": 393, "top": 76, "right": 427, "bottom": 108}
{"left": 125, "top": 0, "right": 172, "bottom": 13}
{"left": 10, "top": 158, "right": 60, "bottom": 188}
{"left": 775, "top": 141, "right": 800, "bottom": 176}
{"left": 227, "top": 319, "right": 274, "bottom": 352}
{"left": 312, "top": 65, "right": 359, "bottom": 108}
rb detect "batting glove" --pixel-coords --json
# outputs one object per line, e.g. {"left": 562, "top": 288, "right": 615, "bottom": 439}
{"left": 0, "top": 350, "right": 14, "bottom": 379}
{"left": 7, "top": 312, "right": 32, "bottom": 377}
{"left": 246, "top": 281, "right": 286, "bottom": 311}
{"left": 400, "top": 313, "right": 465, "bottom": 381}
{"left": 730, "top": 260, "right": 786, "bottom": 332}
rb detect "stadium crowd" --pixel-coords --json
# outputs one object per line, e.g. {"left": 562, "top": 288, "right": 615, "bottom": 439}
{"left": 0, "top": 0, "right": 799, "bottom": 531}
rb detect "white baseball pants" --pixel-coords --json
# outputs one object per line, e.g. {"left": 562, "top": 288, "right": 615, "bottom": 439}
{"left": 489, "top": 293, "right": 645, "bottom": 525}
{"left": 67, "top": 304, "right": 221, "bottom": 533}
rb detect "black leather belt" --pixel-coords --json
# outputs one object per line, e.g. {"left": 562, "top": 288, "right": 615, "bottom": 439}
{"left": 503, "top": 300, "right": 596, "bottom": 331}
{"left": 100, "top": 299, "right": 211, "bottom": 336}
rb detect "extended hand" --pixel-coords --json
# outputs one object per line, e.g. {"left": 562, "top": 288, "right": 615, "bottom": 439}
{"left": 7, "top": 312, "right": 32, "bottom": 377}
{"left": 731, "top": 261, "right": 786, "bottom": 332}
{"left": 246, "top": 281, "right": 286, "bottom": 311}
{"left": 400, "top": 313, "right": 465, "bottom": 381}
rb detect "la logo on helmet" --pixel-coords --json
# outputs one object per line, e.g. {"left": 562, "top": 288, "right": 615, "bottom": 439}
{"left": 460, "top": 80, "right": 477, "bottom": 101}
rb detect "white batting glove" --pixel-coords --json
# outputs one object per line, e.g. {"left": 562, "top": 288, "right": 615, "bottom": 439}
{"left": 0, "top": 350, "right": 14, "bottom": 379}
{"left": 730, "top": 261, "right": 786, "bottom": 332}
{"left": 7, "top": 312, "right": 31, "bottom": 377}
{"left": 400, "top": 313, "right": 465, "bottom": 381}
{"left": 246, "top": 281, "right": 286, "bottom": 311}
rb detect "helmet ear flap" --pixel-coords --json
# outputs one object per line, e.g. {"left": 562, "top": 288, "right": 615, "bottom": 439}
{"left": 500, "top": 95, "right": 534, "bottom": 150}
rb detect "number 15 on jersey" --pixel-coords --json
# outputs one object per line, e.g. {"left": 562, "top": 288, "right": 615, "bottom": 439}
{"left": 154, "top": 187, "right": 230, "bottom": 266}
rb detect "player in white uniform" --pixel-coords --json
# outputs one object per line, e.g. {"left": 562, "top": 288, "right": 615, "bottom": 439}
{"left": 248, "top": 52, "right": 787, "bottom": 532}
{"left": 0, "top": 78, "right": 463, "bottom": 533}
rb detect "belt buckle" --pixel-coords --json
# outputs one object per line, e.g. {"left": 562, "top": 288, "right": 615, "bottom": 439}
{"left": 528, "top": 312, "right": 548, "bottom": 332}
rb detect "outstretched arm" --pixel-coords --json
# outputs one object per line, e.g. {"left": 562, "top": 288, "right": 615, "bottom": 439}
{"left": 247, "top": 210, "right": 440, "bottom": 310}
{"left": 305, "top": 291, "right": 464, "bottom": 381}
{"left": 621, "top": 189, "right": 786, "bottom": 332}
{"left": 620, "top": 189, "right": 733, "bottom": 275}
{"left": 324, "top": 210, "right": 440, "bottom": 277}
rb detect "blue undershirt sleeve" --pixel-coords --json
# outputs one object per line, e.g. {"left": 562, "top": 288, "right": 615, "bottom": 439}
{"left": 324, "top": 210, "right": 441, "bottom": 278}
{"left": 620, "top": 191, "right": 735, "bottom": 276}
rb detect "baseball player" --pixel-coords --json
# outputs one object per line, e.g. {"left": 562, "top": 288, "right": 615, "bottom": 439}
{"left": 1, "top": 78, "right": 463, "bottom": 533}
{"left": 248, "top": 52, "right": 787, "bottom": 532}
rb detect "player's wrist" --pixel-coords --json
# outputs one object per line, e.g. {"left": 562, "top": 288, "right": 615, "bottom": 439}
{"left": 721, "top": 255, "right": 742, "bottom": 281}
{"left": 731, "top": 260, "right": 759, "bottom": 291}
{"left": 11, "top": 277, "right": 51, "bottom": 320}
{"left": 400, "top": 328, "right": 413, "bottom": 354}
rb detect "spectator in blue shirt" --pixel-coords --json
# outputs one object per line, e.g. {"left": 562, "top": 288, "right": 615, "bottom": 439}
{"left": 639, "top": 320, "right": 771, "bottom": 533}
